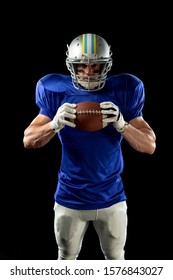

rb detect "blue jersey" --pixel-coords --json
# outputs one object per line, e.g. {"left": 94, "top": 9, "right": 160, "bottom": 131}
{"left": 36, "top": 73, "right": 145, "bottom": 210}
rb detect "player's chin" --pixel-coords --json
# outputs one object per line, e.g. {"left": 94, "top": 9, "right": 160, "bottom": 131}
{"left": 79, "top": 80, "right": 99, "bottom": 90}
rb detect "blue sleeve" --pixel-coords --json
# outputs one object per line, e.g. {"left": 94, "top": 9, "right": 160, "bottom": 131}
{"left": 35, "top": 77, "right": 61, "bottom": 120}
{"left": 121, "top": 75, "right": 145, "bottom": 122}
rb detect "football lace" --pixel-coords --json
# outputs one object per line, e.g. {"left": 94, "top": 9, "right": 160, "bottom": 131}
{"left": 77, "top": 110, "right": 101, "bottom": 115}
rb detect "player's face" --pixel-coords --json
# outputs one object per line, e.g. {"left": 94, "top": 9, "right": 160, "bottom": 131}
{"left": 76, "top": 64, "right": 102, "bottom": 80}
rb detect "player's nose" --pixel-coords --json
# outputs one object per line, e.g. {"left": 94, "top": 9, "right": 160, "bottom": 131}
{"left": 84, "top": 65, "right": 93, "bottom": 75}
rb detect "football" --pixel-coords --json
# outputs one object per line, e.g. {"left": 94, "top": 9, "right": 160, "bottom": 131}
{"left": 75, "top": 101, "right": 106, "bottom": 132}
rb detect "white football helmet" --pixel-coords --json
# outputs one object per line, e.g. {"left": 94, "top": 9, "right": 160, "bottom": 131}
{"left": 66, "top": 33, "right": 113, "bottom": 91}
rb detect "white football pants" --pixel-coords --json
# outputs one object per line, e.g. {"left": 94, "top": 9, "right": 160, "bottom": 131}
{"left": 53, "top": 201, "right": 127, "bottom": 260}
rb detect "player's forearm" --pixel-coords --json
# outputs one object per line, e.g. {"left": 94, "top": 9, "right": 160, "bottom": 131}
{"left": 23, "top": 123, "right": 56, "bottom": 149}
{"left": 122, "top": 124, "right": 156, "bottom": 154}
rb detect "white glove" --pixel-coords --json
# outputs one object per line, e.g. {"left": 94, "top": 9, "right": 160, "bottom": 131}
{"left": 50, "top": 103, "right": 76, "bottom": 132}
{"left": 100, "top": 101, "right": 127, "bottom": 133}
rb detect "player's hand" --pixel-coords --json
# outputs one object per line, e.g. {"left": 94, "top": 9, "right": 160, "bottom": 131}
{"left": 50, "top": 103, "right": 76, "bottom": 132}
{"left": 100, "top": 101, "right": 127, "bottom": 133}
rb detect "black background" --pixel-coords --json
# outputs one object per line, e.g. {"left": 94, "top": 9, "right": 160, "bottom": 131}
{"left": 1, "top": 4, "right": 171, "bottom": 260}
